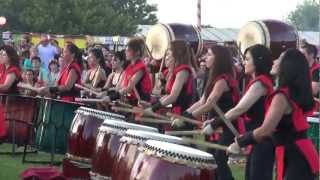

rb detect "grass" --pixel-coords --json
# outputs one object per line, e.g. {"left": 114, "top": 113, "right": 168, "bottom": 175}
{"left": 0, "top": 143, "right": 245, "bottom": 180}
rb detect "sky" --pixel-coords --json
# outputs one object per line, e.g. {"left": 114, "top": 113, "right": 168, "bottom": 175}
{"left": 147, "top": 0, "right": 303, "bottom": 28}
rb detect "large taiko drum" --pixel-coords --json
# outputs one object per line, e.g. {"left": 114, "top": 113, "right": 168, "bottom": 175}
{"left": 130, "top": 140, "right": 216, "bottom": 180}
{"left": 112, "top": 129, "right": 186, "bottom": 180}
{"left": 63, "top": 107, "right": 125, "bottom": 179}
{"left": 89, "top": 120, "right": 158, "bottom": 180}
{"left": 146, "top": 23, "right": 203, "bottom": 59}
{"left": 238, "top": 20, "right": 299, "bottom": 59}
{"left": 0, "top": 94, "right": 40, "bottom": 145}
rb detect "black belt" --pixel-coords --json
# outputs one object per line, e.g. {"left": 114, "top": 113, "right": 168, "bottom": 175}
{"left": 272, "top": 130, "right": 308, "bottom": 146}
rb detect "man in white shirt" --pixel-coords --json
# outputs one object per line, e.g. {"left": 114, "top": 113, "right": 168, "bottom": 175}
{"left": 37, "top": 34, "right": 60, "bottom": 70}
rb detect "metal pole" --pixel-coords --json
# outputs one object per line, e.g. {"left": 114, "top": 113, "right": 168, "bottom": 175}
{"left": 197, "top": 0, "right": 201, "bottom": 31}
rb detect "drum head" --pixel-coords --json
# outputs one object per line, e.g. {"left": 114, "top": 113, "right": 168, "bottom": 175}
{"left": 146, "top": 23, "right": 203, "bottom": 59}
{"left": 238, "top": 20, "right": 298, "bottom": 59}
{"left": 124, "top": 129, "right": 184, "bottom": 144}
{"left": 237, "top": 21, "right": 269, "bottom": 56}
{"left": 146, "top": 24, "right": 171, "bottom": 60}
{"left": 101, "top": 120, "right": 158, "bottom": 133}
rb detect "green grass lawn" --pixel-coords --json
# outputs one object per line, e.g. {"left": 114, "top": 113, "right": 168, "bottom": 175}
{"left": 0, "top": 143, "right": 245, "bottom": 180}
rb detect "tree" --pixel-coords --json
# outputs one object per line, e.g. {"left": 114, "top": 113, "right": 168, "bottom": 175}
{"left": 287, "top": 0, "right": 320, "bottom": 31}
{"left": 0, "top": 0, "right": 158, "bottom": 35}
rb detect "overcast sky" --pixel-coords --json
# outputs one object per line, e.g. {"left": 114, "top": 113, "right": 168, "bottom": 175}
{"left": 147, "top": 0, "right": 303, "bottom": 28}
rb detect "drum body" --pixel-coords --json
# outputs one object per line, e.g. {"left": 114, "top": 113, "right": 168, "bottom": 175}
{"left": 90, "top": 120, "right": 158, "bottom": 179}
{"left": 146, "top": 23, "right": 203, "bottom": 59}
{"left": 67, "top": 107, "right": 124, "bottom": 164}
{"left": 112, "top": 130, "right": 185, "bottom": 180}
{"left": 238, "top": 20, "right": 298, "bottom": 59}
{"left": 35, "top": 98, "right": 81, "bottom": 154}
{"left": 0, "top": 94, "right": 39, "bottom": 145}
{"left": 129, "top": 140, "right": 216, "bottom": 180}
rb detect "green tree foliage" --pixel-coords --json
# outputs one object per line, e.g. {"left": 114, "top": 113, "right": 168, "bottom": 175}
{"left": 0, "top": 0, "right": 158, "bottom": 35}
{"left": 287, "top": 0, "right": 320, "bottom": 31}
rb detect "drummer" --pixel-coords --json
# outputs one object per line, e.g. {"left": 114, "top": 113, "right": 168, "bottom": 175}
{"left": 96, "top": 50, "right": 126, "bottom": 110}
{"left": 39, "top": 42, "right": 82, "bottom": 102}
{"left": 82, "top": 48, "right": 107, "bottom": 92}
{"left": 300, "top": 43, "right": 319, "bottom": 97}
{"left": 202, "top": 44, "right": 275, "bottom": 180}
{"left": 101, "top": 50, "right": 127, "bottom": 91}
{"left": 228, "top": 49, "right": 319, "bottom": 180}
{"left": 0, "top": 45, "right": 22, "bottom": 94}
{"left": 105, "top": 38, "right": 152, "bottom": 105}
{"left": 0, "top": 45, "right": 22, "bottom": 137}
{"left": 173, "top": 45, "right": 239, "bottom": 180}
{"left": 148, "top": 40, "right": 195, "bottom": 117}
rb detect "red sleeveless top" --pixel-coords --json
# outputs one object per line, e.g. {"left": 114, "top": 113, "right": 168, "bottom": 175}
{"left": 122, "top": 60, "right": 152, "bottom": 102}
{"left": 57, "top": 62, "right": 81, "bottom": 102}
{"left": 266, "top": 88, "right": 319, "bottom": 180}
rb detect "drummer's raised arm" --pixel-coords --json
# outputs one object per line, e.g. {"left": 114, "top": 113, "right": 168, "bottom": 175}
{"left": 0, "top": 73, "right": 16, "bottom": 92}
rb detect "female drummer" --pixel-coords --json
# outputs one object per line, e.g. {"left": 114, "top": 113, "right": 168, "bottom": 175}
{"left": 83, "top": 48, "right": 107, "bottom": 90}
{"left": 0, "top": 45, "right": 21, "bottom": 137}
{"left": 203, "top": 44, "right": 275, "bottom": 180}
{"left": 108, "top": 38, "right": 152, "bottom": 105}
{"left": 40, "top": 42, "right": 82, "bottom": 102}
{"left": 0, "top": 45, "right": 21, "bottom": 94}
{"left": 228, "top": 49, "right": 319, "bottom": 180}
{"left": 149, "top": 40, "right": 195, "bottom": 116}
{"left": 102, "top": 50, "right": 126, "bottom": 90}
{"left": 300, "top": 43, "right": 319, "bottom": 97}
{"left": 173, "top": 45, "right": 238, "bottom": 180}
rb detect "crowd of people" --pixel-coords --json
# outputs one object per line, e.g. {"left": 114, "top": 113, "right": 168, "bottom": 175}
{"left": 0, "top": 33, "right": 319, "bottom": 180}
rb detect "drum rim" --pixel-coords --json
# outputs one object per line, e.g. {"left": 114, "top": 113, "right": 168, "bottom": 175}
{"left": 255, "top": 20, "right": 271, "bottom": 48}
{"left": 122, "top": 129, "right": 184, "bottom": 145}
{"left": 192, "top": 25, "right": 203, "bottom": 57}
{"left": 77, "top": 106, "right": 125, "bottom": 119}
{"left": 142, "top": 140, "right": 216, "bottom": 169}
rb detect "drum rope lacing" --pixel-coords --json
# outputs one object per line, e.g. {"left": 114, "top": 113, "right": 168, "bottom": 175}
{"left": 142, "top": 143, "right": 217, "bottom": 169}
{"left": 78, "top": 107, "right": 125, "bottom": 119}
{"left": 76, "top": 109, "right": 124, "bottom": 120}
{"left": 99, "top": 123, "right": 127, "bottom": 135}
{"left": 120, "top": 134, "right": 148, "bottom": 145}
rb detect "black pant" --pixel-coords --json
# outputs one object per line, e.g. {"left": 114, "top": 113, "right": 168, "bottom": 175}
{"left": 209, "top": 127, "right": 235, "bottom": 180}
{"left": 245, "top": 140, "right": 275, "bottom": 180}
{"left": 283, "top": 144, "right": 318, "bottom": 180}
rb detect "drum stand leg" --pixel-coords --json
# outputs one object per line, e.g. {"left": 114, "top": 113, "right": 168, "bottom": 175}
{"left": 0, "top": 119, "right": 36, "bottom": 155}
{"left": 22, "top": 124, "right": 38, "bottom": 163}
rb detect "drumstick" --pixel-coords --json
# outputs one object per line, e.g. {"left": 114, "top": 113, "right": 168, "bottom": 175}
{"left": 75, "top": 98, "right": 107, "bottom": 103}
{"left": 111, "top": 106, "right": 171, "bottom": 121}
{"left": 111, "top": 106, "right": 143, "bottom": 114}
{"left": 139, "top": 100, "right": 151, "bottom": 107}
{"left": 75, "top": 84, "right": 100, "bottom": 96}
{"left": 165, "top": 130, "right": 203, "bottom": 136}
{"left": 137, "top": 117, "right": 172, "bottom": 124}
{"left": 166, "top": 112, "right": 202, "bottom": 125}
{"left": 181, "top": 137, "right": 228, "bottom": 151}
{"left": 115, "top": 101, "right": 133, "bottom": 108}
{"left": 212, "top": 102, "right": 240, "bottom": 137}
{"left": 165, "top": 128, "right": 223, "bottom": 136}
{"left": 17, "top": 83, "right": 40, "bottom": 92}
